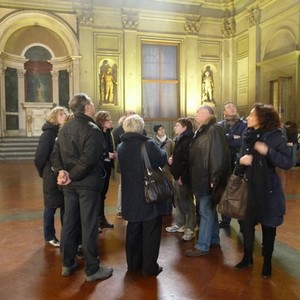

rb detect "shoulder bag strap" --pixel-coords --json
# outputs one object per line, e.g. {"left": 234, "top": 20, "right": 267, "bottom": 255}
{"left": 141, "top": 142, "right": 152, "bottom": 169}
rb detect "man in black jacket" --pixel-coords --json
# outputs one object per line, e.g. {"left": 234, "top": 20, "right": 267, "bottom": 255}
{"left": 53, "top": 93, "right": 113, "bottom": 282}
{"left": 186, "top": 105, "right": 230, "bottom": 257}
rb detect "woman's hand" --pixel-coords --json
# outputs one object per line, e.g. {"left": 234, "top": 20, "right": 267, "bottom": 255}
{"left": 239, "top": 154, "right": 253, "bottom": 166}
{"left": 254, "top": 141, "right": 268, "bottom": 155}
{"left": 178, "top": 177, "right": 183, "bottom": 186}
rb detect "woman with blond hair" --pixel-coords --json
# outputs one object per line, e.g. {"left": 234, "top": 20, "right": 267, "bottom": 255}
{"left": 117, "top": 114, "right": 170, "bottom": 276}
{"left": 34, "top": 106, "right": 69, "bottom": 247}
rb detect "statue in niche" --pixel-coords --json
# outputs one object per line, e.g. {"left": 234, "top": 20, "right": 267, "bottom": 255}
{"left": 99, "top": 59, "right": 118, "bottom": 105}
{"left": 201, "top": 66, "right": 215, "bottom": 106}
{"left": 26, "top": 70, "right": 51, "bottom": 102}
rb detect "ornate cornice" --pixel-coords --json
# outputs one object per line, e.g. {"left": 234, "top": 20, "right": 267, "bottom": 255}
{"left": 222, "top": 9, "right": 236, "bottom": 38}
{"left": 122, "top": 9, "right": 139, "bottom": 30}
{"left": 248, "top": 7, "right": 261, "bottom": 28}
{"left": 76, "top": 8, "right": 94, "bottom": 27}
{"left": 184, "top": 15, "right": 201, "bottom": 35}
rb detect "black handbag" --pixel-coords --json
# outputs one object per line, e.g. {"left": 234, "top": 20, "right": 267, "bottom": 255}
{"left": 218, "top": 173, "right": 248, "bottom": 220}
{"left": 141, "top": 142, "right": 175, "bottom": 203}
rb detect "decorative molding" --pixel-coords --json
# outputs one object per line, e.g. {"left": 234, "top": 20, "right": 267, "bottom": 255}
{"left": 122, "top": 9, "right": 139, "bottom": 30}
{"left": 248, "top": 7, "right": 261, "bottom": 28}
{"left": 184, "top": 15, "right": 201, "bottom": 35}
{"left": 76, "top": 8, "right": 94, "bottom": 27}
{"left": 221, "top": 8, "right": 235, "bottom": 38}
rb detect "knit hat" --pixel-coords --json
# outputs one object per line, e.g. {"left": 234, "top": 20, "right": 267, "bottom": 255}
{"left": 153, "top": 124, "right": 163, "bottom": 133}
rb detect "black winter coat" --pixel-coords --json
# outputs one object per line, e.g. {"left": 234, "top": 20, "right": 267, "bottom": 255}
{"left": 52, "top": 113, "right": 106, "bottom": 191}
{"left": 190, "top": 116, "right": 230, "bottom": 195}
{"left": 118, "top": 132, "right": 171, "bottom": 222}
{"left": 170, "top": 130, "right": 193, "bottom": 184}
{"left": 34, "top": 121, "right": 64, "bottom": 208}
{"left": 236, "top": 128, "right": 293, "bottom": 227}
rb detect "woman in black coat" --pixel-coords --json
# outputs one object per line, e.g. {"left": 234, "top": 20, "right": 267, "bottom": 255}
{"left": 34, "top": 106, "right": 68, "bottom": 247}
{"left": 117, "top": 114, "right": 170, "bottom": 276}
{"left": 95, "top": 110, "right": 116, "bottom": 229}
{"left": 234, "top": 103, "right": 293, "bottom": 278}
{"left": 166, "top": 117, "right": 195, "bottom": 241}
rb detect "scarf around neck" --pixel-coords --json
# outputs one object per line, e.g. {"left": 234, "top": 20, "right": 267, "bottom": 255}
{"left": 243, "top": 128, "right": 269, "bottom": 221}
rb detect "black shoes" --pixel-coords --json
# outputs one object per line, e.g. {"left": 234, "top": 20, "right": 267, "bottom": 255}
{"left": 219, "top": 221, "right": 230, "bottom": 229}
{"left": 143, "top": 266, "right": 163, "bottom": 276}
{"left": 262, "top": 260, "right": 272, "bottom": 278}
{"left": 234, "top": 256, "right": 253, "bottom": 270}
{"left": 99, "top": 217, "right": 114, "bottom": 229}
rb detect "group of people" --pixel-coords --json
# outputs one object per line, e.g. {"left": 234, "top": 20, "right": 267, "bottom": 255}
{"left": 34, "top": 93, "right": 294, "bottom": 282}
{"left": 152, "top": 102, "right": 293, "bottom": 280}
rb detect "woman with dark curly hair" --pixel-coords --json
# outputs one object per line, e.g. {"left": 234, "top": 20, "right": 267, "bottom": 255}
{"left": 234, "top": 103, "right": 293, "bottom": 278}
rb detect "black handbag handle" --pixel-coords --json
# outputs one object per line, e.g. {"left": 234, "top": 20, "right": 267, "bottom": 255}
{"left": 141, "top": 142, "right": 153, "bottom": 173}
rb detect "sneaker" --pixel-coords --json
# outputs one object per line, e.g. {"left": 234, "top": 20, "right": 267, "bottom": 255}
{"left": 181, "top": 228, "right": 195, "bottom": 241}
{"left": 62, "top": 262, "right": 78, "bottom": 276}
{"left": 45, "top": 238, "right": 60, "bottom": 247}
{"left": 116, "top": 212, "right": 122, "bottom": 219}
{"left": 166, "top": 224, "right": 185, "bottom": 233}
{"left": 85, "top": 264, "right": 113, "bottom": 282}
{"left": 185, "top": 248, "right": 209, "bottom": 257}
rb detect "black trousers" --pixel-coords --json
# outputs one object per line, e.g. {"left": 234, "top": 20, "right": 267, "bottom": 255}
{"left": 99, "top": 162, "right": 112, "bottom": 218}
{"left": 61, "top": 188, "right": 101, "bottom": 276}
{"left": 126, "top": 216, "right": 162, "bottom": 275}
{"left": 240, "top": 219, "right": 276, "bottom": 259}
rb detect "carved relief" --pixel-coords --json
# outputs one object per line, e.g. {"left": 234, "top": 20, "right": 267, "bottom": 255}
{"left": 248, "top": 7, "right": 261, "bottom": 27}
{"left": 184, "top": 15, "right": 201, "bottom": 35}
{"left": 222, "top": 9, "right": 236, "bottom": 38}
{"left": 76, "top": 8, "right": 94, "bottom": 27}
{"left": 122, "top": 9, "right": 138, "bottom": 30}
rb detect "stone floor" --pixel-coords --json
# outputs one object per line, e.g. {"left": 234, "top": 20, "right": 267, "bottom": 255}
{"left": 0, "top": 161, "right": 300, "bottom": 299}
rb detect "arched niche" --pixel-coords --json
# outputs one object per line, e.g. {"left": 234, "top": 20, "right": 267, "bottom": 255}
{"left": 0, "top": 10, "right": 80, "bottom": 137}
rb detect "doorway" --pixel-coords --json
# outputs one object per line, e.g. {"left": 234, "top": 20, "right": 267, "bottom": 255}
{"left": 270, "top": 77, "right": 292, "bottom": 123}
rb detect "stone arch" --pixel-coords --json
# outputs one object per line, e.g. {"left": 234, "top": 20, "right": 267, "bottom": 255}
{"left": 0, "top": 10, "right": 80, "bottom": 137}
{"left": 262, "top": 24, "right": 297, "bottom": 60}
{"left": 0, "top": 10, "right": 79, "bottom": 56}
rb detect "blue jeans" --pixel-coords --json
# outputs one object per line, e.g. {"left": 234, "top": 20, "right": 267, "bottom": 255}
{"left": 194, "top": 193, "right": 220, "bottom": 252}
{"left": 44, "top": 207, "right": 63, "bottom": 241}
{"left": 288, "top": 144, "right": 297, "bottom": 167}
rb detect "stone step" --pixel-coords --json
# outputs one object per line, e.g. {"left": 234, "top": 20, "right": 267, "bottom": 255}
{"left": 0, "top": 137, "right": 39, "bottom": 161}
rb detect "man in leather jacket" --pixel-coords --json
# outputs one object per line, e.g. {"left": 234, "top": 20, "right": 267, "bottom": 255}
{"left": 186, "top": 105, "right": 230, "bottom": 257}
{"left": 53, "top": 93, "right": 113, "bottom": 282}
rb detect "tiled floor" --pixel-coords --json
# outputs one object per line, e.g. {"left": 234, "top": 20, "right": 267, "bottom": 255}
{"left": 0, "top": 161, "right": 300, "bottom": 299}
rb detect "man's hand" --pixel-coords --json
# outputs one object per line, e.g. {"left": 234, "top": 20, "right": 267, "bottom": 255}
{"left": 57, "top": 170, "right": 71, "bottom": 185}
